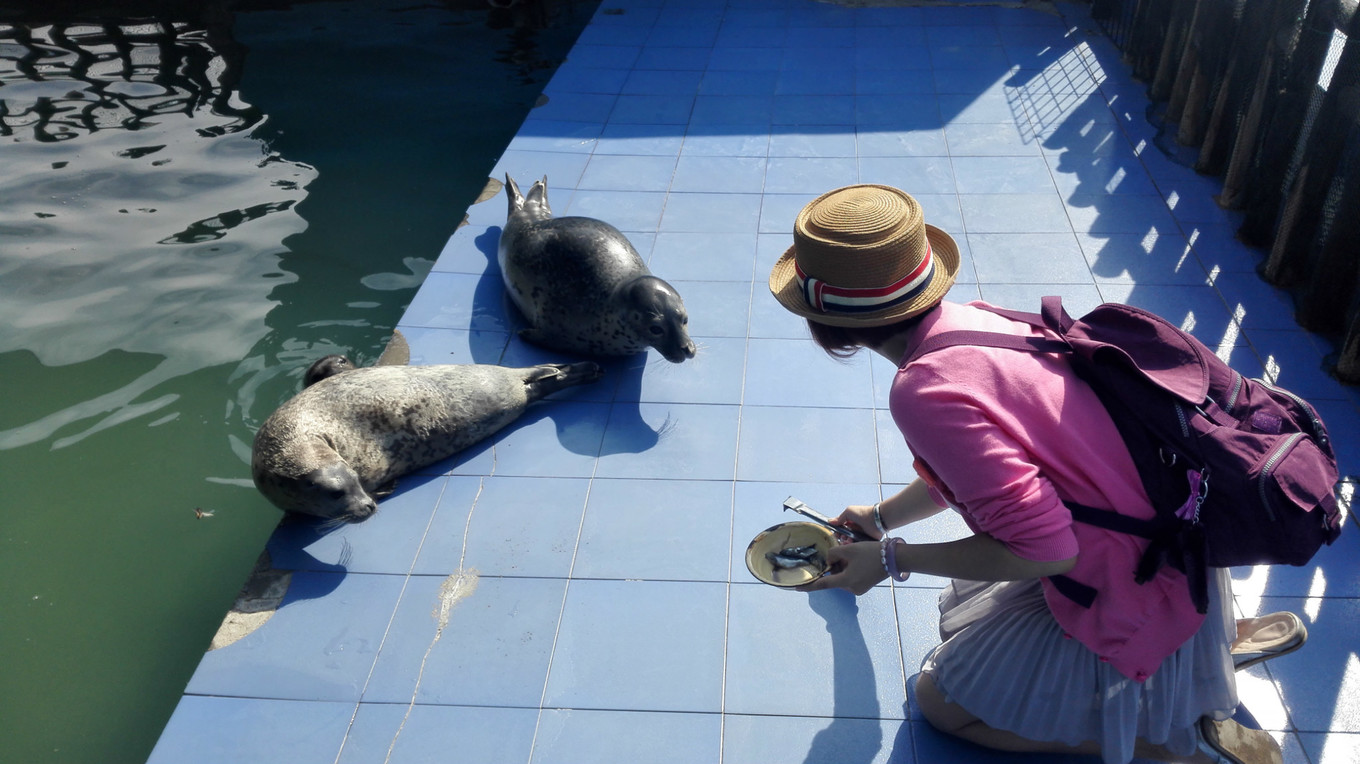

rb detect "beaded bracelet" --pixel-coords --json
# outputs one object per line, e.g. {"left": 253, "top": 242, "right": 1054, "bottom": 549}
{"left": 879, "top": 537, "right": 910, "bottom": 582}
{"left": 871, "top": 502, "right": 888, "bottom": 537}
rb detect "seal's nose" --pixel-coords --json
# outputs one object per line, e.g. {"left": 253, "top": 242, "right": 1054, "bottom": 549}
{"left": 664, "top": 341, "right": 697, "bottom": 363}
{"left": 349, "top": 498, "right": 378, "bottom": 523}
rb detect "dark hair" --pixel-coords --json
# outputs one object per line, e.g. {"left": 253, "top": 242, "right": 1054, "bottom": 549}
{"left": 806, "top": 305, "right": 936, "bottom": 359}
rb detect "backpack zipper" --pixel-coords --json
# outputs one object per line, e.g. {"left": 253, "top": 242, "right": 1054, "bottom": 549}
{"left": 1174, "top": 402, "right": 1190, "bottom": 438}
{"left": 1222, "top": 371, "right": 1243, "bottom": 412}
{"left": 1256, "top": 378, "right": 1327, "bottom": 446}
{"left": 1257, "top": 432, "right": 1303, "bottom": 522}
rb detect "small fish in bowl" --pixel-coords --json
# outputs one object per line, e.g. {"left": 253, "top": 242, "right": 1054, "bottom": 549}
{"left": 745, "top": 521, "right": 836, "bottom": 587}
{"left": 766, "top": 544, "right": 820, "bottom": 570}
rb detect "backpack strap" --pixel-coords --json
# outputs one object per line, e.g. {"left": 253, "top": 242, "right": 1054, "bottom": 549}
{"left": 973, "top": 305, "right": 1044, "bottom": 327}
{"left": 1048, "top": 574, "right": 1098, "bottom": 609}
{"left": 1051, "top": 502, "right": 1165, "bottom": 611}
{"left": 1042, "top": 295, "right": 1075, "bottom": 333}
{"left": 1066, "top": 500, "right": 1212, "bottom": 613}
{"left": 1062, "top": 500, "right": 1160, "bottom": 539}
{"left": 963, "top": 295, "right": 1074, "bottom": 334}
{"left": 905, "top": 296, "right": 1075, "bottom": 366}
{"left": 906, "top": 331, "right": 1069, "bottom": 364}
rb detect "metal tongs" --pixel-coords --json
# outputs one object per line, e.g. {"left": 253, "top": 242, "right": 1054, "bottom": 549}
{"left": 782, "top": 497, "right": 875, "bottom": 543}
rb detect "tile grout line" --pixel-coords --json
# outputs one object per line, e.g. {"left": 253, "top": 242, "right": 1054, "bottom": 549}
{"left": 524, "top": 261, "right": 615, "bottom": 761}
{"left": 380, "top": 445, "right": 498, "bottom": 762}
{"left": 523, "top": 406, "right": 613, "bottom": 760}
{"left": 718, "top": 237, "right": 760, "bottom": 760}
{"left": 872, "top": 355, "right": 914, "bottom": 729}
{"left": 717, "top": 476, "right": 738, "bottom": 764}
{"left": 382, "top": 467, "right": 492, "bottom": 763}
{"left": 329, "top": 471, "right": 455, "bottom": 764}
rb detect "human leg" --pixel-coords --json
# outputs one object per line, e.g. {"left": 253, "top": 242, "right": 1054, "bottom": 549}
{"left": 914, "top": 671, "right": 1101, "bottom": 756}
{"left": 914, "top": 673, "right": 1281, "bottom": 764}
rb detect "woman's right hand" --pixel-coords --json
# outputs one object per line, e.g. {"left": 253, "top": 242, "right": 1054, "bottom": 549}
{"left": 795, "top": 541, "right": 888, "bottom": 595}
{"left": 830, "top": 504, "right": 882, "bottom": 541}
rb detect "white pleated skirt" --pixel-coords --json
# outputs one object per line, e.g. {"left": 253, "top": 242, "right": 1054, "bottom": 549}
{"left": 920, "top": 568, "right": 1238, "bottom": 764}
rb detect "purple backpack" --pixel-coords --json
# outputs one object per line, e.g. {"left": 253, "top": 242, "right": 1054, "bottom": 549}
{"left": 910, "top": 297, "right": 1344, "bottom": 612}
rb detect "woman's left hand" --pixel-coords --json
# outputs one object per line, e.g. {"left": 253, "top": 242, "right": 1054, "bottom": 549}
{"left": 795, "top": 541, "right": 887, "bottom": 596}
{"left": 829, "top": 504, "right": 881, "bottom": 541}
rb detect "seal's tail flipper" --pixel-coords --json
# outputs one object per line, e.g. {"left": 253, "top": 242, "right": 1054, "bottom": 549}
{"left": 525, "top": 176, "right": 551, "bottom": 215}
{"left": 505, "top": 173, "right": 524, "bottom": 217}
{"left": 524, "top": 361, "right": 604, "bottom": 400}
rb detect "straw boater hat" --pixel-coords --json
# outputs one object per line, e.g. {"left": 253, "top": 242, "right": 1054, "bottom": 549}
{"left": 769, "top": 184, "right": 959, "bottom": 327}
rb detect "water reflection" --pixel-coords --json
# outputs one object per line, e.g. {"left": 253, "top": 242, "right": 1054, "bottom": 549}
{"left": 0, "top": 19, "right": 313, "bottom": 450}
{"left": 0, "top": 4, "right": 597, "bottom": 762}
{"left": 0, "top": 19, "right": 257, "bottom": 139}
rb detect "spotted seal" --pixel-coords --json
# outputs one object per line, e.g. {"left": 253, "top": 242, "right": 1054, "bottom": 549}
{"left": 497, "top": 175, "right": 696, "bottom": 363}
{"left": 251, "top": 360, "right": 603, "bottom": 522}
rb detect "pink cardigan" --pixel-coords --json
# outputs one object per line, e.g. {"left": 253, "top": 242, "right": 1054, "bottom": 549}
{"left": 891, "top": 301, "right": 1204, "bottom": 681}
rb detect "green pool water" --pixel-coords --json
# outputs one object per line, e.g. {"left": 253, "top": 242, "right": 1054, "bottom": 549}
{"left": 0, "top": 2, "right": 597, "bottom": 761}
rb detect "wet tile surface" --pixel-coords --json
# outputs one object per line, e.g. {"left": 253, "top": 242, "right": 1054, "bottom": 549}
{"left": 158, "top": 1, "right": 1360, "bottom": 762}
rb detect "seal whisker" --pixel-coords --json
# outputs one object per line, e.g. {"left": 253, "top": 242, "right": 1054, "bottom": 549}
{"left": 337, "top": 538, "right": 355, "bottom": 568}
{"left": 317, "top": 515, "right": 351, "bottom": 533}
{"left": 655, "top": 412, "right": 679, "bottom": 441}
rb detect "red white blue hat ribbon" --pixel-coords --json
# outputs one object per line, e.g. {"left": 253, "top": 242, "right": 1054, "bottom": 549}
{"left": 795, "top": 243, "right": 935, "bottom": 314}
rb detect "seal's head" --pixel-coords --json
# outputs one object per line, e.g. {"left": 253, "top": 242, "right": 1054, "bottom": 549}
{"left": 286, "top": 461, "right": 378, "bottom": 524}
{"left": 303, "top": 354, "right": 356, "bottom": 387}
{"left": 623, "top": 276, "right": 696, "bottom": 363}
{"left": 253, "top": 433, "right": 379, "bottom": 524}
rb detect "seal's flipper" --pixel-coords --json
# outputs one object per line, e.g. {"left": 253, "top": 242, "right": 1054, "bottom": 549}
{"left": 376, "top": 329, "right": 410, "bottom": 367}
{"left": 525, "top": 176, "right": 551, "bottom": 215}
{"left": 524, "top": 361, "right": 604, "bottom": 400}
{"left": 505, "top": 174, "right": 524, "bottom": 217}
{"left": 372, "top": 481, "right": 397, "bottom": 500}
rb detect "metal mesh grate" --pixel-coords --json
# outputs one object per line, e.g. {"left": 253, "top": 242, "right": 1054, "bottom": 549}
{"left": 1089, "top": 0, "right": 1360, "bottom": 383}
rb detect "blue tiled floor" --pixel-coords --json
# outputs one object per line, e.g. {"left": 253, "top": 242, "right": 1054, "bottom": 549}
{"left": 150, "top": 1, "right": 1360, "bottom": 763}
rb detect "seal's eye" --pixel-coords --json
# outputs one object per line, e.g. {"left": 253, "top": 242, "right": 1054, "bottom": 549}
{"left": 329, "top": 489, "right": 346, "bottom": 499}
{"left": 649, "top": 326, "right": 664, "bottom": 336}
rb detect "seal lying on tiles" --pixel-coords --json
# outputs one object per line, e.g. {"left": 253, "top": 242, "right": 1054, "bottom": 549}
{"left": 252, "top": 360, "right": 603, "bottom": 523}
{"left": 497, "top": 174, "right": 696, "bottom": 363}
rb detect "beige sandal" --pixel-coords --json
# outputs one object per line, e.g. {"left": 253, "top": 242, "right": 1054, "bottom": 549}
{"left": 1198, "top": 717, "right": 1282, "bottom": 764}
{"left": 1231, "top": 612, "right": 1307, "bottom": 670}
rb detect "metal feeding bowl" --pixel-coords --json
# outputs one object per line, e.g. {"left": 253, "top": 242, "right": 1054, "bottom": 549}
{"left": 745, "top": 521, "right": 837, "bottom": 588}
